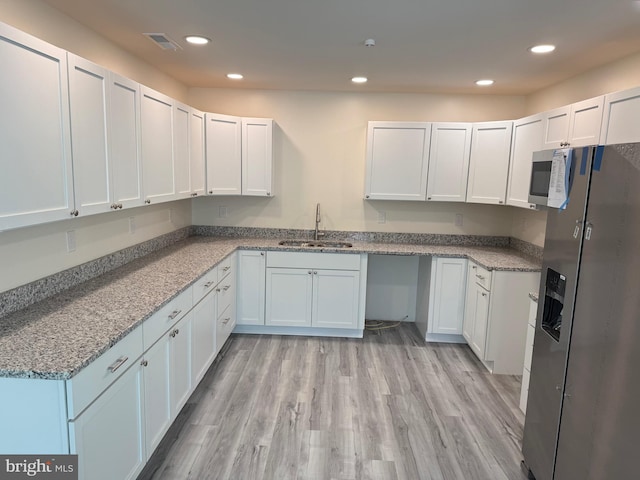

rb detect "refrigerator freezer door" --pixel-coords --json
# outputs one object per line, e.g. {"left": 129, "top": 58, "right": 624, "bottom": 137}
{"left": 522, "top": 147, "right": 593, "bottom": 480}
{"left": 554, "top": 143, "right": 640, "bottom": 479}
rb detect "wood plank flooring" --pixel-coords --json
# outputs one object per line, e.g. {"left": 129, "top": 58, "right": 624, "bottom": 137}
{"left": 138, "top": 323, "right": 528, "bottom": 480}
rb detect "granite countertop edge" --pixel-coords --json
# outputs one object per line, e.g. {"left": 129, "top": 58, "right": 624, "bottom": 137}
{"left": 0, "top": 236, "right": 541, "bottom": 380}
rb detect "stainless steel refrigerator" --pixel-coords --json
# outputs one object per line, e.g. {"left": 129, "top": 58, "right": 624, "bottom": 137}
{"left": 522, "top": 143, "right": 640, "bottom": 480}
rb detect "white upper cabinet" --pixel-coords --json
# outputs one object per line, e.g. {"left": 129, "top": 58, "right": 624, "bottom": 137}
{"left": 173, "top": 102, "right": 191, "bottom": 199}
{"left": 567, "top": 96, "right": 604, "bottom": 147}
{"left": 364, "top": 121, "right": 431, "bottom": 201}
{"left": 600, "top": 87, "right": 640, "bottom": 145}
{"left": 241, "top": 117, "right": 274, "bottom": 196}
{"left": 109, "top": 74, "right": 144, "bottom": 209}
{"left": 506, "top": 113, "right": 544, "bottom": 209}
{"left": 466, "top": 121, "right": 513, "bottom": 205}
{"left": 67, "top": 54, "right": 113, "bottom": 217}
{"left": 189, "top": 109, "right": 206, "bottom": 197}
{"left": 205, "top": 113, "right": 242, "bottom": 195}
{"left": 140, "top": 86, "right": 176, "bottom": 204}
{"left": 426, "top": 123, "right": 472, "bottom": 202}
{"left": 0, "top": 23, "right": 75, "bottom": 231}
{"left": 541, "top": 106, "right": 571, "bottom": 149}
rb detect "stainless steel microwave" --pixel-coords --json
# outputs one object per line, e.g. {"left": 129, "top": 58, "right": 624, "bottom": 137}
{"left": 528, "top": 150, "right": 555, "bottom": 206}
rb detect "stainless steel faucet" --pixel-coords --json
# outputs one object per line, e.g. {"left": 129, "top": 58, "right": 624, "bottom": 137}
{"left": 314, "top": 203, "right": 324, "bottom": 240}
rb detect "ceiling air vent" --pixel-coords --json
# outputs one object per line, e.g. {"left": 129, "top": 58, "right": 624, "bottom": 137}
{"left": 143, "top": 33, "right": 182, "bottom": 51}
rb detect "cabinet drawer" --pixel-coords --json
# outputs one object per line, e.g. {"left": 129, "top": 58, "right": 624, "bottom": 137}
{"left": 216, "top": 270, "right": 235, "bottom": 318}
{"left": 218, "top": 254, "right": 234, "bottom": 281}
{"left": 143, "top": 288, "right": 192, "bottom": 349}
{"left": 66, "top": 326, "right": 143, "bottom": 419}
{"left": 216, "top": 304, "right": 235, "bottom": 352}
{"left": 193, "top": 267, "right": 218, "bottom": 305}
{"left": 471, "top": 263, "right": 492, "bottom": 291}
{"left": 267, "top": 251, "right": 360, "bottom": 270}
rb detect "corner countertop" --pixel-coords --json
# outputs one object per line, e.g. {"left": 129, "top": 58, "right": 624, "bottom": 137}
{"left": 0, "top": 236, "right": 541, "bottom": 380}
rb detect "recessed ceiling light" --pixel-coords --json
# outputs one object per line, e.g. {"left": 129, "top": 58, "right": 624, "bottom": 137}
{"left": 227, "top": 73, "right": 243, "bottom": 80}
{"left": 351, "top": 76, "right": 368, "bottom": 84}
{"left": 185, "top": 35, "right": 210, "bottom": 45}
{"left": 475, "top": 79, "right": 494, "bottom": 86}
{"left": 529, "top": 44, "right": 556, "bottom": 54}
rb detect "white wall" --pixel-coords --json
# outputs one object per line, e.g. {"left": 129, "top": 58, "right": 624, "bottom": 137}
{"left": 190, "top": 88, "right": 526, "bottom": 235}
{"left": 0, "top": 202, "right": 192, "bottom": 293}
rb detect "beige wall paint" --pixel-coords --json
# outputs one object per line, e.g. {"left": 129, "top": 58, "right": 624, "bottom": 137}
{"left": 526, "top": 51, "right": 640, "bottom": 114}
{"left": 0, "top": 0, "right": 189, "bottom": 102}
{"left": 189, "top": 88, "right": 526, "bottom": 235}
{"left": 0, "top": 201, "right": 192, "bottom": 293}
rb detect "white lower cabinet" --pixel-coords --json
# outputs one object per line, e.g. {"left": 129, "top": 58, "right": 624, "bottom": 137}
{"left": 264, "top": 252, "right": 365, "bottom": 331}
{"left": 191, "top": 284, "right": 217, "bottom": 384}
{"left": 520, "top": 297, "right": 538, "bottom": 413}
{"left": 463, "top": 261, "right": 539, "bottom": 375}
{"left": 236, "top": 250, "right": 266, "bottom": 325}
{"left": 69, "top": 361, "right": 145, "bottom": 480}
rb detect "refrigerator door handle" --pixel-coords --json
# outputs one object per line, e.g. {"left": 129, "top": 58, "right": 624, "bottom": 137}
{"left": 585, "top": 222, "right": 593, "bottom": 241}
{"left": 573, "top": 219, "right": 583, "bottom": 239}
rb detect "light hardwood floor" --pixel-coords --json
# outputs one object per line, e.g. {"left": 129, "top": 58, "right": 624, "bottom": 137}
{"left": 138, "top": 323, "right": 528, "bottom": 480}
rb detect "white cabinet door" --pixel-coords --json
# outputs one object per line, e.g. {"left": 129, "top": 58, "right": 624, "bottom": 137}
{"left": 426, "top": 123, "right": 472, "bottom": 202}
{"left": 541, "top": 106, "right": 571, "bottom": 149}
{"left": 109, "top": 73, "right": 144, "bottom": 209}
{"left": 242, "top": 117, "right": 273, "bottom": 196}
{"left": 428, "top": 257, "right": 468, "bottom": 335}
{"left": 506, "top": 113, "right": 544, "bottom": 209}
{"left": 600, "top": 86, "right": 640, "bottom": 145}
{"left": 469, "top": 286, "right": 490, "bottom": 359}
{"left": 67, "top": 54, "right": 113, "bottom": 217}
{"left": 191, "top": 289, "right": 216, "bottom": 385}
{"left": 462, "top": 262, "right": 478, "bottom": 343}
{"left": 69, "top": 362, "right": 145, "bottom": 480}
{"left": 237, "top": 251, "right": 266, "bottom": 325}
{"left": 205, "top": 113, "right": 242, "bottom": 195}
{"left": 312, "top": 269, "right": 360, "bottom": 329}
{"left": 141, "top": 86, "right": 175, "bottom": 204}
{"left": 567, "top": 96, "right": 604, "bottom": 147}
{"left": 141, "top": 335, "right": 171, "bottom": 457}
{"left": 265, "top": 268, "right": 313, "bottom": 327}
{"left": 173, "top": 102, "right": 191, "bottom": 199}
{"left": 0, "top": 23, "right": 75, "bottom": 230}
{"left": 190, "top": 108, "right": 206, "bottom": 197}
{"left": 466, "top": 121, "right": 513, "bottom": 205}
{"left": 364, "top": 122, "right": 431, "bottom": 201}
{"left": 169, "top": 312, "right": 192, "bottom": 419}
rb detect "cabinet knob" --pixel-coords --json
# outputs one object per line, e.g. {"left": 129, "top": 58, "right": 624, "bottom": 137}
{"left": 208, "top": 190, "right": 213, "bottom": 194}
{"left": 481, "top": 292, "right": 487, "bottom": 297}
{"left": 191, "top": 192, "right": 198, "bottom": 197}
{"left": 365, "top": 195, "right": 370, "bottom": 199}
{"left": 204, "top": 281, "right": 214, "bottom": 288}
{"left": 118, "top": 203, "right": 123, "bottom": 209}
{"left": 140, "top": 359, "right": 148, "bottom": 367}
{"left": 267, "top": 192, "right": 271, "bottom": 196}
{"left": 308, "top": 271, "right": 312, "bottom": 274}
{"left": 260, "top": 252, "right": 265, "bottom": 256}
{"left": 427, "top": 197, "right": 432, "bottom": 200}
{"left": 529, "top": 204, "right": 536, "bottom": 209}
{"left": 145, "top": 199, "right": 151, "bottom": 205}
{"left": 313, "top": 271, "right": 318, "bottom": 275}
{"left": 70, "top": 209, "right": 79, "bottom": 217}
{"left": 498, "top": 200, "right": 504, "bottom": 204}
{"left": 110, "top": 203, "right": 117, "bottom": 210}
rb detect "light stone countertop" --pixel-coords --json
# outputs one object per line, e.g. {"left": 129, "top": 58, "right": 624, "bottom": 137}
{"left": 0, "top": 236, "right": 541, "bottom": 380}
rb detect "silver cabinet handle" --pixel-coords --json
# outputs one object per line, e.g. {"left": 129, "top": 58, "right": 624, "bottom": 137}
{"left": 140, "top": 359, "right": 148, "bottom": 367}
{"left": 145, "top": 199, "right": 151, "bottom": 204}
{"left": 267, "top": 192, "right": 271, "bottom": 196}
{"left": 111, "top": 203, "right": 118, "bottom": 210}
{"left": 223, "top": 285, "right": 230, "bottom": 291}
{"left": 70, "top": 209, "right": 79, "bottom": 216}
{"left": 308, "top": 271, "right": 312, "bottom": 274}
{"left": 223, "top": 266, "right": 231, "bottom": 272}
{"left": 216, "top": 287, "right": 221, "bottom": 292}
{"left": 260, "top": 252, "right": 264, "bottom": 256}
{"left": 108, "top": 356, "right": 129, "bottom": 373}
{"left": 118, "top": 203, "right": 123, "bottom": 209}
{"left": 208, "top": 190, "right": 213, "bottom": 194}
{"left": 170, "top": 328, "right": 179, "bottom": 338}
{"left": 222, "top": 317, "right": 231, "bottom": 325}
{"left": 476, "top": 275, "right": 485, "bottom": 280}
{"left": 313, "top": 271, "right": 318, "bottom": 274}
{"left": 204, "top": 281, "right": 214, "bottom": 288}
{"left": 481, "top": 292, "right": 487, "bottom": 297}
{"left": 168, "top": 309, "right": 182, "bottom": 320}
{"left": 472, "top": 265, "right": 477, "bottom": 269}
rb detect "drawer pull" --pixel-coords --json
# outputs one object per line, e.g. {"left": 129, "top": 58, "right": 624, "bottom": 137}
{"left": 476, "top": 275, "right": 485, "bottom": 280}
{"left": 170, "top": 329, "right": 179, "bottom": 338}
{"left": 168, "top": 309, "right": 182, "bottom": 320}
{"left": 222, "top": 317, "right": 231, "bottom": 325}
{"left": 223, "top": 266, "right": 231, "bottom": 272}
{"left": 204, "top": 281, "right": 215, "bottom": 288}
{"left": 140, "top": 359, "right": 148, "bottom": 367}
{"left": 481, "top": 292, "right": 487, "bottom": 297}
{"left": 108, "top": 356, "right": 129, "bottom": 373}
{"left": 223, "top": 285, "right": 231, "bottom": 291}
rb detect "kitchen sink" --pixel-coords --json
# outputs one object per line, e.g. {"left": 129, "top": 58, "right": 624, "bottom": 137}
{"left": 278, "top": 239, "right": 353, "bottom": 248}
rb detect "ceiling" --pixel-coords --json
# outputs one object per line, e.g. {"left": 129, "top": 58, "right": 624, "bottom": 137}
{"left": 43, "top": 0, "right": 640, "bottom": 95}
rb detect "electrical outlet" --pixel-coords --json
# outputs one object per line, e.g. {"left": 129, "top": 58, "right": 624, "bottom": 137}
{"left": 128, "top": 217, "right": 135, "bottom": 234}
{"left": 66, "top": 230, "right": 76, "bottom": 253}
{"left": 378, "top": 211, "right": 386, "bottom": 224}
{"left": 455, "top": 213, "right": 463, "bottom": 227}
{"left": 219, "top": 206, "right": 228, "bottom": 218}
